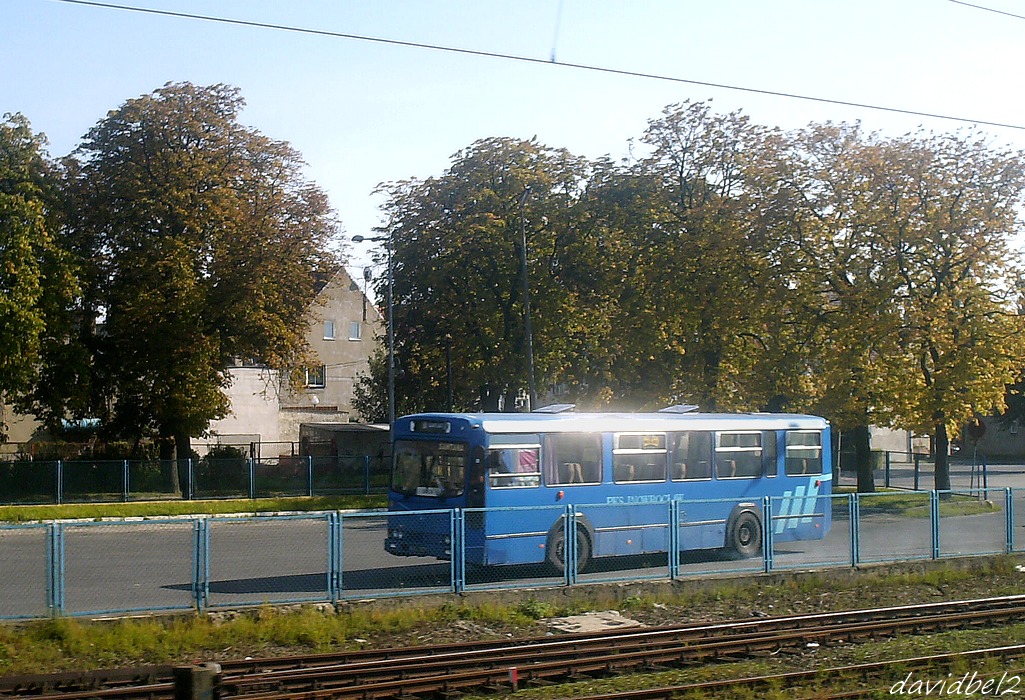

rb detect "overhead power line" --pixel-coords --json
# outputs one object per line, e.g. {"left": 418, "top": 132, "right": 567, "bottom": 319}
{"left": 54, "top": 0, "right": 1025, "bottom": 132}
{"left": 946, "top": 0, "right": 1025, "bottom": 22}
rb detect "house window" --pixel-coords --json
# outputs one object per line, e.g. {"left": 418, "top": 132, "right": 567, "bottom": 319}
{"left": 349, "top": 321, "right": 362, "bottom": 341}
{"left": 324, "top": 320, "right": 335, "bottom": 340}
{"left": 305, "top": 366, "right": 326, "bottom": 389}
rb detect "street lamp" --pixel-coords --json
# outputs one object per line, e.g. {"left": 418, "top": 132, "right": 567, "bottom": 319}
{"left": 353, "top": 234, "right": 394, "bottom": 426}
{"left": 519, "top": 188, "right": 537, "bottom": 411}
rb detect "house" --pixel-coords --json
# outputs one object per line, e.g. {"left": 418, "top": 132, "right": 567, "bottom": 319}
{"left": 200, "top": 267, "right": 383, "bottom": 454}
{"left": 0, "top": 266, "right": 382, "bottom": 458}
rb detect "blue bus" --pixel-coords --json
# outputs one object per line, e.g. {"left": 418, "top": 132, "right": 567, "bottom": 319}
{"left": 385, "top": 409, "right": 832, "bottom": 572}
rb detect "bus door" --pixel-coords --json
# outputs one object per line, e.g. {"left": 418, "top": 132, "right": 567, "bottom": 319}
{"left": 601, "top": 432, "right": 671, "bottom": 557}
{"left": 670, "top": 431, "right": 722, "bottom": 551}
{"left": 481, "top": 434, "right": 545, "bottom": 566}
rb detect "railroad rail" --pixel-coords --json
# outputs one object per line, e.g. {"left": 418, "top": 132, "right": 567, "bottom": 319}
{"left": 565, "top": 647, "right": 1025, "bottom": 699}
{"left": 6, "top": 595, "right": 1025, "bottom": 699}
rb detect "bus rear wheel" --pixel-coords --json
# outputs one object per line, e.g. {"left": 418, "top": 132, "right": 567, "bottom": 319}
{"left": 547, "top": 526, "right": 591, "bottom": 574}
{"left": 726, "top": 511, "right": 762, "bottom": 559}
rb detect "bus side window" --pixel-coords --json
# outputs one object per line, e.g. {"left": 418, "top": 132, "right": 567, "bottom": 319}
{"left": 544, "top": 433, "right": 601, "bottom": 485}
{"left": 716, "top": 432, "right": 762, "bottom": 479}
{"left": 670, "top": 431, "right": 712, "bottom": 481}
{"left": 489, "top": 447, "right": 541, "bottom": 488}
{"left": 785, "top": 431, "right": 823, "bottom": 475}
{"left": 716, "top": 459, "right": 737, "bottom": 479}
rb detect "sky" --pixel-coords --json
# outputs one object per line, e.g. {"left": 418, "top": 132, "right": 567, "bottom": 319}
{"left": 5, "top": 0, "right": 1025, "bottom": 277}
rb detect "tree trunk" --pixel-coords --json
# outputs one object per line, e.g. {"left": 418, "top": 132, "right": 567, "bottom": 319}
{"left": 503, "top": 388, "right": 520, "bottom": 413}
{"left": 849, "top": 424, "right": 876, "bottom": 493}
{"left": 174, "top": 430, "right": 193, "bottom": 463}
{"left": 174, "top": 430, "right": 193, "bottom": 500}
{"left": 479, "top": 384, "right": 502, "bottom": 412}
{"left": 934, "top": 422, "right": 951, "bottom": 492}
{"left": 158, "top": 429, "right": 182, "bottom": 496}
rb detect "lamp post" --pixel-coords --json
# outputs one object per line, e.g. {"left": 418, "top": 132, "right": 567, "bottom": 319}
{"left": 519, "top": 188, "right": 537, "bottom": 411}
{"left": 353, "top": 234, "right": 394, "bottom": 426}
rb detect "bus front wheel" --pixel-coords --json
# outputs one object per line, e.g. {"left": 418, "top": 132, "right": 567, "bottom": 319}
{"left": 726, "top": 511, "right": 762, "bottom": 559}
{"left": 547, "top": 526, "right": 591, "bottom": 574}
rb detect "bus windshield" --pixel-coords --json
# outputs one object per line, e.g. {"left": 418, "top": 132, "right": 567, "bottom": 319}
{"left": 392, "top": 439, "right": 468, "bottom": 497}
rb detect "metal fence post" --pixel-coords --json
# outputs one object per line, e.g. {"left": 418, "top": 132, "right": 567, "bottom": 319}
{"left": 668, "top": 500, "right": 680, "bottom": 580}
{"left": 46, "top": 522, "right": 65, "bottom": 617}
{"left": 335, "top": 511, "right": 345, "bottom": 598}
{"left": 328, "top": 511, "right": 341, "bottom": 603}
{"left": 364, "top": 455, "right": 372, "bottom": 496}
{"left": 123, "top": 460, "right": 130, "bottom": 502}
{"left": 192, "top": 518, "right": 209, "bottom": 612}
{"left": 452, "top": 509, "right": 465, "bottom": 594}
{"left": 1006, "top": 488, "right": 1015, "bottom": 554}
{"left": 55, "top": 460, "right": 63, "bottom": 505}
{"left": 566, "top": 504, "right": 578, "bottom": 586}
{"left": 850, "top": 493, "right": 860, "bottom": 567}
{"left": 930, "top": 490, "right": 941, "bottom": 559}
{"left": 913, "top": 455, "right": 921, "bottom": 491}
{"left": 187, "top": 459, "right": 195, "bottom": 501}
{"left": 307, "top": 456, "right": 314, "bottom": 497}
{"left": 248, "top": 459, "right": 255, "bottom": 500}
{"left": 884, "top": 451, "right": 891, "bottom": 488}
{"left": 762, "top": 496, "right": 774, "bottom": 573}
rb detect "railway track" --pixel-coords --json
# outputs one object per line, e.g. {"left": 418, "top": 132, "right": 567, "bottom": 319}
{"left": 565, "top": 646, "right": 1025, "bottom": 699}
{"left": 6, "top": 594, "right": 1025, "bottom": 699}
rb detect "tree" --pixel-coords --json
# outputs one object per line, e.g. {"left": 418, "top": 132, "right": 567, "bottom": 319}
{"left": 369, "top": 137, "right": 590, "bottom": 413}
{"left": 0, "top": 113, "right": 76, "bottom": 440}
{"left": 53, "top": 82, "right": 339, "bottom": 463}
{"left": 879, "top": 132, "right": 1025, "bottom": 490}
{"left": 635, "top": 101, "right": 784, "bottom": 411}
{"left": 745, "top": 123, "right": 912, "bottom": 491}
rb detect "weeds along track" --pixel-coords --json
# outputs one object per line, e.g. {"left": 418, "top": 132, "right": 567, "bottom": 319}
{"left": 564, "top": 649, "right": 1025, "bottom": 699}
{"left": 7, "top": 595, "right": 1025, "bottom": 700}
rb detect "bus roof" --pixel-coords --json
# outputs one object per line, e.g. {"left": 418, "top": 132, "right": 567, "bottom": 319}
{"left": 397, "top": 412, "right": 829, "bottom": 435}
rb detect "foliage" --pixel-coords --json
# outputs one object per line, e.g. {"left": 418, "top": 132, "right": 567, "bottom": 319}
{"left": 370, "top": 137, "right": 590, "bottom": 412}
{"left": 33, "top": 82, "right": 340, "bottom": 459}
{"left": 364, "top": 104, "right": 1025, "bottom": 458}
{"left": 0, "top": 114, "right": 76, "bottom": 439}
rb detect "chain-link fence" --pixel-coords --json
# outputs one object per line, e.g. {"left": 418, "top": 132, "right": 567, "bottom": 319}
{"left": 0, "top": 455, "right": 390, "bottom": 505}
{"left": 836, "top": 452, "right": 1019, "bottom": 492}
{"left": 3, "top": 489, "right": 1025, "bottom": 619}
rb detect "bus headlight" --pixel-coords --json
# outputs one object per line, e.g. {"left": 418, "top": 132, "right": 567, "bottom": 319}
{"left": 388, "top": 530, "right": 404, "bottom": 539}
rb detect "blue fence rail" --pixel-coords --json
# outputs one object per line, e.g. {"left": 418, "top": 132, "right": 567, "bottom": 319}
{"left": 0, "top": 487, "right": 1020, "bottom": 620}
{"left": 0, "top": 456, "right": 390, "bottom": 505}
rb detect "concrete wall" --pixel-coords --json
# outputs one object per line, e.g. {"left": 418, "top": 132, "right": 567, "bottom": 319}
{"left": 200, "top": 367, "right": 282, "bottom": 454}
{"left": 971, "top": 417, "right": 1025, "bottom": 459}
